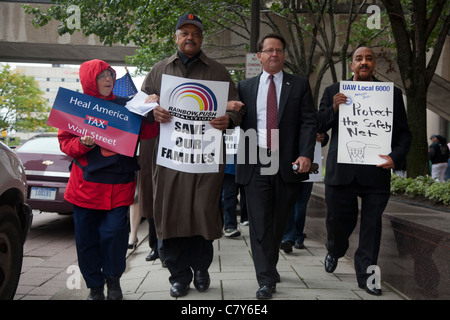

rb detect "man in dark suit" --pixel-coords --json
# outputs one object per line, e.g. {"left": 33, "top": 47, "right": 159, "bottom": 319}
{"left": 236, "top": 33, "right": 317, "bottom": 299}
{"left": 317, "top": 46, "right": 412, "bottom": 295}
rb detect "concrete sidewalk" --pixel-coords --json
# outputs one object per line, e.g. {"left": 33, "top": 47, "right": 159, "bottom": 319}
{"left": 52, "top": 213, "right": 407, "bottom": 301}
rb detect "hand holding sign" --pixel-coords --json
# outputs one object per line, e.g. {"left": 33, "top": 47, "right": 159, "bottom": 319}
{"left": 80, "top": 135, "right": 95, "bottom": 147}
{"left": 376, "top": 154, "right": 395, "bottom": 170}
{"left": 154, "top": 105, "right": 173, "bottom": 123}
{"left": 333, "top": 93, "right": 348, "bottom": 113}
{"left": 209, "top": 115, "right": 229, "bottom": 130}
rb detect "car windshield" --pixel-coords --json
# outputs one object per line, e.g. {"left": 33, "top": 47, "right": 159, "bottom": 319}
{"left": 18, "top": 136, "right": 64, "bottom": 155}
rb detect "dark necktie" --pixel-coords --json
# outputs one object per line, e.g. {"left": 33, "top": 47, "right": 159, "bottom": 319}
{"left": 266, "top": 74, "right": 278, "bottom": 150}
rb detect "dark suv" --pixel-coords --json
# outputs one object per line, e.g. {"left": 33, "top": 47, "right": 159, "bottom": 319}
{"left": 0, "top": 141, "right": 32, "bottom": 300}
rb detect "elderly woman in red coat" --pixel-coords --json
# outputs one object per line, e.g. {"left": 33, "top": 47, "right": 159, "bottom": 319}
{"left": 58, "top": 59, "right": 140, "bottom": 300}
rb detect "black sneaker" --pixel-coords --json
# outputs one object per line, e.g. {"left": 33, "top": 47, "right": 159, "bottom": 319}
{"left": 87, "top": 287, "right": 105, "bottom": 300}
{"left": 224, "top": 228, "right": 241, "bottom": 237}
{"left": 106, "top": 276, "right": 123, "bottom": 300}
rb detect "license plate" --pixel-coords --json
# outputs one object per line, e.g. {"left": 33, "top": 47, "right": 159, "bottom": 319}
{"left": 30, "top": 187, "right": 57, "bottom": 200}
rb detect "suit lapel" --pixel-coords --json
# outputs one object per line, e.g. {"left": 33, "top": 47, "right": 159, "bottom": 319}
{"left": 247, "top": 75, "right": 260, "bottom": 128}
{"left": 278, "top": 71, "right": 293, "bottom": 125}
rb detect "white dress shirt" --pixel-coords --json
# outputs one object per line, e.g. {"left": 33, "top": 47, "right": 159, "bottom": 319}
{"left": 256, "top": 70, "right": 283, "bottom": 148}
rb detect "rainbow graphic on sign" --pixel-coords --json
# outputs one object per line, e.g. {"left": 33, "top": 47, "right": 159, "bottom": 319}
{"left": 169, "top": 82, "right": 218, "bottom": 111}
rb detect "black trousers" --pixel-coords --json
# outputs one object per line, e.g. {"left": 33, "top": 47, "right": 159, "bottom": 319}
{"left": 147, "top": 218, "right": 164, "bottom": 261}
{"left": 162, "top": 235, "right": 213, "bottom": 285}
{"left": 325, "top": 179, "right": 389, "bottom": 285}
{"left": 244, "top": 167, "right": 299, "bottom": 286}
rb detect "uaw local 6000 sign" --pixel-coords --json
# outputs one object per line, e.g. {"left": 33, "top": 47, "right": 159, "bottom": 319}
{"left": 157, "top": 74, "right": 229, "bottom": 173}
{"left": 47, "top": 87, "right": 142, "bottom": 157}
{"left": 338, "top": 81, "right": 394, "bottom": 165}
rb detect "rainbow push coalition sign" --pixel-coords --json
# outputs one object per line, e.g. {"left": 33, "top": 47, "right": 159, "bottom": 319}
{"left": 158, "top": 74, "right": 229, "bottom": 173}
{"left": 166, "top": 81, "right": 219, "bottom": 120}
{"left": 47, "top": 87, "right": 142, "bottom": 157}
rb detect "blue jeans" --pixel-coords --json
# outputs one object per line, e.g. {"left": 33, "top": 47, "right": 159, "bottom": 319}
{"left": 222, "top": 173, "right": 239, "bottom": 229}
{"left": 73, "top": 205, "right": 129, "bottom": 288}
{"left": 446, "top": 158, "right": 450, "bottom": 181}
{"left": 283, "top": 182, "right": 314, "bottom": 244}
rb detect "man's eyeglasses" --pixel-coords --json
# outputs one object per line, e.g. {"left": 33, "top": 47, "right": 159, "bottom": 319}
{"left": 260, "top": 49, "right": 284, "bottom": 55}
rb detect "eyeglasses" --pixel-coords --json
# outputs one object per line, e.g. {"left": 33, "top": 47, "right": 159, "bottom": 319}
{"left": 260, "top": 49, "right": 284, "bottom": 55}
{"left": 96, "top": 72, "right": 114, "bottom": 80}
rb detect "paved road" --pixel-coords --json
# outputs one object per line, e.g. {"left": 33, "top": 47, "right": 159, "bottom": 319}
{"left": 15, "top": 210, "right": 77, "bottom": 300}
{"left": 15, "top": 206, "right": 406, "bottom": 301}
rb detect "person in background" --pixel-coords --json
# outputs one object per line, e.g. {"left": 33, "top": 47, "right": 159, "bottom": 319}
{"left": 221, "top": 129, "right": 248, "bottom": 237}
{"left": 446, "top": 141, "right": 450, "bottom": 181}
{"left": 135, "top": 118, "right": 164, "bottom": 265}
{"left": 428, "top": 134, "right": 449, "bottom": 182}
{"left": 281, "top": 132, "right": 329, "bottom": 253}
{"left": 239, "top": 186, "right": 249, "bottom": 226}
{"left": 129, "top": 100, "right": 160, "bottom": 256}
{"left": 58, "top": 59, "right": 140, "bottom": 300}
{"left": 128, "top": 191, "right": 140, "bottom": 250}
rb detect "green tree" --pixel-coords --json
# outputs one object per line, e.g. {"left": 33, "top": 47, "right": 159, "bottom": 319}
{"left": 0, "top": 64, "right": 50, "bottom": 132}
{"left": 22, "top": 0, "right": 383, "bottom": 104}
{"left": 23, "top": 0, "right": 449, "bottom": 178}
{"left": 380, "top": 0, "right": 450, "bottom": 178}
{"left": 261, "top": 0, "right": 390, "bottom": 104}
{"left": 23, "top": 0, "right": 252, "bottom": 72}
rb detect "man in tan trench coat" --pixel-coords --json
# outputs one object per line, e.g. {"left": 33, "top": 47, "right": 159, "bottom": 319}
{"left": 141, "top": 13, "right": 244, "bottom": 298}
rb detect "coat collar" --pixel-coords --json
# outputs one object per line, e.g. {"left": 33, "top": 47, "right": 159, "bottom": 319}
{"left": 347, "top": 75, "right": 379, "bottom": 82}
{"left": 167, "top": 50, "right": 210, "bottom": 67}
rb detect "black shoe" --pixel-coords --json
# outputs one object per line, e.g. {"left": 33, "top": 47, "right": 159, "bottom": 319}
{"left": 224, "top": 228, "right": 241, "bottom": 237}
{"left": 324, "top": 253, "right": 338, "bottom": 273}
{"left": 145, "top": 249, "right": 159, "bottom": 261}
{"left": 106, "top": 276, "right": 123, "bottom": 300}
{"left": 358, "top": 283, "right": 382, "bottom": 296}
{"left": 128, "top": 238, "right": 138, "bottom": 250}
{"left": 193, "top": 270, "right": 210, "bottom": 292}
{"left": 170, "top": 282, "right": 189, "bottom": 297}
{"left": 294, "top": 241, "right": 305, "bottom": 249}
{"left": 280, "top": 241, "right": 293, "bottom": 253}
{"left": 256, "top": 284, "right": 276, "bottom": 299}
{"left": 87, "top": 286, "right": 105, "bottom": 300}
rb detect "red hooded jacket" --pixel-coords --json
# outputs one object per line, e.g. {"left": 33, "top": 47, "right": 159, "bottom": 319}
{"left": 58, "top": 60, "right": 139, "bottom": 210}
